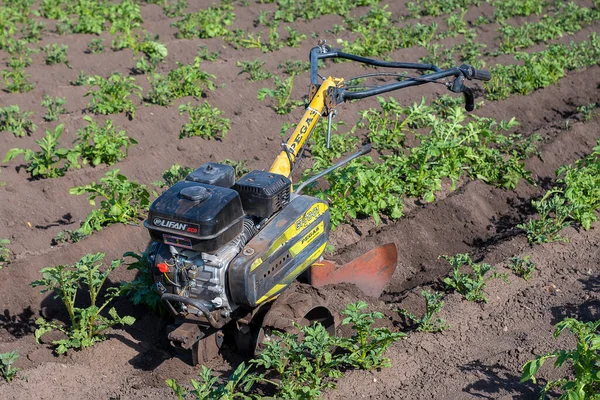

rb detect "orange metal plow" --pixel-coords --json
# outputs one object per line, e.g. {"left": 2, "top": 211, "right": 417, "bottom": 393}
{"left": 309, "top": 243, "right": 397, "bottom": 298}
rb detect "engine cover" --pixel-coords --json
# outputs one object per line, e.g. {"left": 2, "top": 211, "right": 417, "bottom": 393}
{"left": 145, "top": 180, "right": 245, "bottom": 253}
{"left": 228, "top": 194, "right": 330, "bottom": 307}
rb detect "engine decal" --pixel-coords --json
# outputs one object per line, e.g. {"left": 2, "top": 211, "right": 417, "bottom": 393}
{"left": 265, "top": 202, "right": 328, "bottom": 259}
{"left": 256, "top": 242, "right": 326, "bottom": 305}
{"left": 153, "top": 217, "right": 199, "bottom": 234}
{"left": 289, "top": 221, "right": 324, "bottom": 257}
{"left": 163, "top": 234, "right": 193, "bottom": 249}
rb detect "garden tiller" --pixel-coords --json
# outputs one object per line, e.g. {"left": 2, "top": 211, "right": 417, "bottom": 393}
{"left": 142, "top": 41, "right": 491, "bottom": 364}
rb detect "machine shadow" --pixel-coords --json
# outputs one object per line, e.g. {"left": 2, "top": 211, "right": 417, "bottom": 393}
{"left": 461, "top": 360, "right": 538, "bottom": 399}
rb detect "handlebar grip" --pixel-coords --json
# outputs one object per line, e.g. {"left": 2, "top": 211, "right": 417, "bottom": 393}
{"left": 472, "top": 68, "right": 491, "bottom": 81}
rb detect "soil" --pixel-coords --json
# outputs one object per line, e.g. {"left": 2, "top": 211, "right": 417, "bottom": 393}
{"left": 0, "top": 1, "right": 599, "bottom": 399}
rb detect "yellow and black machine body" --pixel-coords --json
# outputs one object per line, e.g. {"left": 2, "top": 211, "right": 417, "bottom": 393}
{"left": 141, "top": 40, "right": 492, "bottom": 364}
{"left": 228, "top": 194, "right": 330, "bottom": 308}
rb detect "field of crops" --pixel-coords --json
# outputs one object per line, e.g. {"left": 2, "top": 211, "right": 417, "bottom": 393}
{"left": 0, "top": 0, "right": 599, "bottom": 398}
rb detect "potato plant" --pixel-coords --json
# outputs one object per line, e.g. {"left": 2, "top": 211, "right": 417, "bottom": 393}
{"left": 223, "top": 159, "right": 250, "bottom": 179}
{"left": 6, "top": 39, "right": 37, "bottom": 68}
{"left": 69, "top": 169, "right": 151, "bottom": 237}
{"left": 228, "top": 24, "right": 282, "bottom": 53}
{"left": 21, "top": 19, "right": 45, "bottom": 43}
{"left": 162, "top": 0, "right": 187, "bottom": 18}
{"left": 108, "top": 0, "right": 143, "bottom": 50}
{"left": 237, "top": 59, "right": 272, "bottom": 82}
{"left": 120, "top": 249, "right": 163, "bottom": 314}
{"left": 196, "top": 45, "right": 219, "bottom": 61}
{"left": 399, "top": 290, "right": 449, "bottom": 332}
{"left": 178, "top": 102, "right": 230, "bottom": 140}
{"left": 0, "top": 238, "right": 11, "bottom": 269}
{"left": 0, "top": 8, "right": 17, "bottom": 50}
{"left": 491, "top": 0, "right": 547, "bottom": 20}
{"left": 42, "top": 43, "right": 70, "bottom": 67}
{"left": 73, "top": 116, "right": 137, "bottom": 166}
{"left": 0, "top": 105, "right": 36, "bottom": 137}
{"left": 231, "top": 23, "right": 306, "bottom": 52}
{"left": 146, "top": 56, "right": 215, "bottom": 106}
{"left": 4, "top": 124, "right": 79, "bottom": 179}
{"left": 509, "top": 256, "right": 536, "bottom": 280}
{"left": 167, "top": 363, "right": 254, "bottom": 400}
{"left": 70, "top": 70, "right": 91, "bottom": 86}
{"left": 436, "top": 9, "right": 473, "bottom": 40}
{"left": 253, "top": 323, "right": 344, "bottom": 398}
{"left": 521, "top": 318, "right": 600, "bottom": 399}
{"left": 2, "top": 64, "right": 34, "bottom": 93}
{"left": 31, "top": 253, "right": 135, "bottom": 354}
{"left": 337, "top": 301, "right": 405, "bottom": 370}
{"left": 85, "top": 38, "right": 105, "bottom": 54}
{"left": 519, "top": 141, "right": 600, "bottom": 244}
{"left": 71, "top": 0, "right": 109, "bottom": 34}
{"left": 261, "top": 0, "right": 378, "bottom": 23}
{"left": 172, "top": 4, "right": 234, "bottom": 39}
{"left": 578, "top": 103, "right": 600, "bottom": 122}
{"left": 442, "top": 253, "right": 509, "bottom": 303}
{"left": 278, "top": 60, "right": 311, "bottom": 76}
{"left": 41, "top": 95, "right": 67, "bottom": 122}
{"left": 133, "top": 37, "right": 168, "bottom": 75}
{"left": 85, "top": 73, "right": 142, "bottom": 118}
{"left": 153, "top": 164, "right": 193, "bottom": 189}
{"left": 257, "top": 75, "right": 304, "bottom": 115}
{"left": 353, "top": 96, "right": 410, "bottom": 151}
{"left": 0, "top": 351, "right": 19, "bottom": 382}
{"left": 38, "top": 0, "right": 143, "bottom": 43}
{"left": 420, "top": 37, "right": 486, "bottom": 70}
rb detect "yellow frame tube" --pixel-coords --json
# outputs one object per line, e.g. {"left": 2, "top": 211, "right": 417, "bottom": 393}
{"left": 269, "top": 77, "right": 339, "bottom": 178}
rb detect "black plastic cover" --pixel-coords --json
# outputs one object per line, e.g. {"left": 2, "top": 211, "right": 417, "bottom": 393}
{"left": 145, "top": 181, "right": 244, "bottom": 252}
{"left": 233, "top": 170, "right": 291, "bottom": 218}
{"left": 186, "top": 162, "right": 235, "bottom": 188}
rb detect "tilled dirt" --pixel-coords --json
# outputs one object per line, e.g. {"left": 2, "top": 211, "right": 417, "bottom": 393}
{"left": 0, "top": 1, "right": 599, "bottom": 399}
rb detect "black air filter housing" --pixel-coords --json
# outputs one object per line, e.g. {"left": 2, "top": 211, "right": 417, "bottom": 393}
{"left": 233, "top": 171, "right": 291, "bottom": 218}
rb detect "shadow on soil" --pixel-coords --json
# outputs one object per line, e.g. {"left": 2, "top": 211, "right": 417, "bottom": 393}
{"left": 461, "top": 361, "right": 538, "bottom": 399}
{"left": 550, "top": 298, "right": 600, "bottom": 325}
{"left": 34, "top": 213, "right": 76, "bottom": 230}
{"left": 470, "top": 194, "right": 537, "bottom": 249}
{"left": 549, "top": 273, "right": 600, "bottom": 324}
{"left": 0, "top": 306, "right": 37, "bottom": 338}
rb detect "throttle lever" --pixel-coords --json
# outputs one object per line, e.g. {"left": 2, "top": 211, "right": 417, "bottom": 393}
{"left": 448, "top": 75, "right": 474, "bottom": 112}
{"left": 462, "top": 87, "right": 474, "bottom": 112}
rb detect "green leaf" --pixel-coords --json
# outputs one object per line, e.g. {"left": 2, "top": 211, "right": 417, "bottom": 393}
{"left": 521, "top": 358, "right": 544, "bottom": 383}
{"left": 3, "top": 148, "right": 25, "bottom": 162}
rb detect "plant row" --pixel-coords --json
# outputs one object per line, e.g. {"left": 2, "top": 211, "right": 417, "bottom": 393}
{"left": 303, "top": 96, "right": 539, "bottom": 227}
{"left": 520, "top": 139, "right": 600, "bottom": 244}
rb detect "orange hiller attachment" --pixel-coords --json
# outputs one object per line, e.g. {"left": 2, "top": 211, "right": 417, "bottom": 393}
{"left": 309, "top": 243, "right": 397, "bottom": 298}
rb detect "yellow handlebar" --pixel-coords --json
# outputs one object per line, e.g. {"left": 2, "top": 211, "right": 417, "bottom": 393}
{"left": 269, "top": 77, "right": 341, "bottom": 178}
